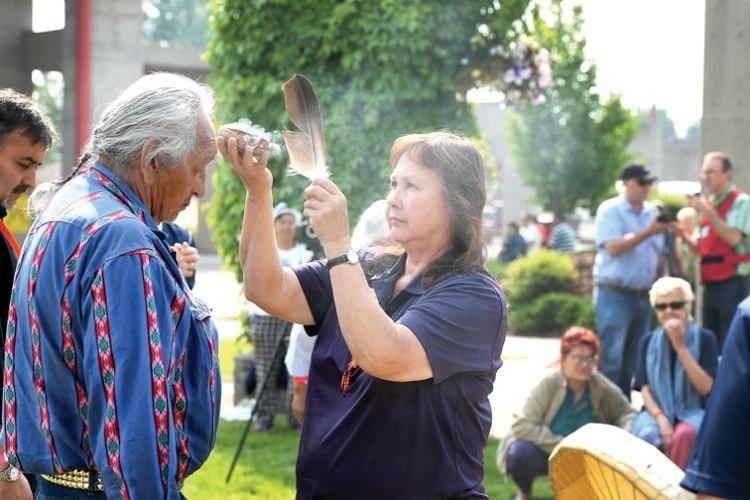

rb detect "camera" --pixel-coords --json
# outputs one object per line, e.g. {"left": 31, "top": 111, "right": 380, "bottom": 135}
{"left": 656, "top": 213, "right": 675, "bottom": 224}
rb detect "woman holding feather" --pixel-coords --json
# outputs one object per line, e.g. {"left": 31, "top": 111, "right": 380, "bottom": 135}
{"left": 217, "top": 76, "right": 506, "bottom": 499}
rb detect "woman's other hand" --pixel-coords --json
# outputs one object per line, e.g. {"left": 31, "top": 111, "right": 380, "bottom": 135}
{"left": 656, "top": 413, "right": 674, "bottom": 451}
{"left": 216, "top": 135, "right": 272, "bottom": 195}
{"left": 303, "top": 178, "right": 351, "bottom": 256}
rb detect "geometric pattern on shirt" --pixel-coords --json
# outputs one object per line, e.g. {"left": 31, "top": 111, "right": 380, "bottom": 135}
{"left": 92, "top": 267, "right": 130, "bottom": 499}
{"left": 173, "top": 352, "right": 189, "bottom": 479}
{"left": 62, "top": 211, "right": 133, "bottom": 469}
{"left": 92, "top": 170, "right": 146, "bottom": 224}
{"left": 27, "top": 220, "right": 64, "bottom": 473}
{"left": 2, "top": 191, "right": 105, "bottom": 470}
{"left": 169, "top": 287, "right": 189, "bottom": 480}
{"left": 140, "top": 252, "right": 170, "bottom": 492}
{"left": 197, "top": 317, "right": 218, "bottom": 449}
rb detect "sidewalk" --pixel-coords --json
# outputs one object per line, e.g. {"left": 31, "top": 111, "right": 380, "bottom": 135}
{"left": 193, "top": 254, "right": 564, "bottom": 438}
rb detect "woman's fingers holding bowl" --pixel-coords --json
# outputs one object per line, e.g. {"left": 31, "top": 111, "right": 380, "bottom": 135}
{"left": 217, "top": 136, "right": 272, "bottom": 190}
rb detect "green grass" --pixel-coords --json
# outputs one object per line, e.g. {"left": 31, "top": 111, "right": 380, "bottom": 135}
{"left": 182, "top": 417, "right": 553, "bottom": 499}
{"left": 181, "top": 418, "right": 298, "bottom": 499}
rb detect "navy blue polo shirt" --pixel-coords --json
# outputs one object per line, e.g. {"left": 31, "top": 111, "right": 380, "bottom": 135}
{"left": 681, "top": 298, "right": 750, "bottom": 498}
{"left": 293, "top": 252, "right": 507, "bottom": 499}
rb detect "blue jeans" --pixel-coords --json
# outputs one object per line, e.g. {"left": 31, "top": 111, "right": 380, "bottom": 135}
{"left": 506, "top": 439, "right": 549, "bottom": 494}
{"left": 632, "top": 410, "right": 662, "bottom": 447}
{"left": 596, "top": 287, "right": 653, "bottom": 396}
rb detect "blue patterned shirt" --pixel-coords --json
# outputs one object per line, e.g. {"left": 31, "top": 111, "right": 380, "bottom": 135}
{"left": 3, "top": 164, "right": 221, "bottom": 499}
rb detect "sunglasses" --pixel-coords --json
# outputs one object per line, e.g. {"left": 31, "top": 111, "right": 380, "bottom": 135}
{"left": 637, "top": 179, "right": 654, "bottom": 186}
{"left": 653, "top": 301, "right": 687, "bottom": 312}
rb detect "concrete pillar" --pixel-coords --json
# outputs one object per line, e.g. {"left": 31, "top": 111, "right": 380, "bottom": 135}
{"left": 702, "top": 1, "right": 750, "bottom": 190}
{"left": 90, "top": 0, "right": 144, "bottom": 121}
{"left": 0, "top": 1, "right": 34, "bottom": 94}
{"left": 62, "top": 1, "right": 79, "bottom": 171}
{"left": 61, "top": 0, "right": 144, "bottom": 171}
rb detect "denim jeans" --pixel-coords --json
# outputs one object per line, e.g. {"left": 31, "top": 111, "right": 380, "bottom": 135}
{"left": 505, "top": 439, "right": 549, "bottom": 494}
{"left": 595, "top": 286, "right": 653, "bottom": 396}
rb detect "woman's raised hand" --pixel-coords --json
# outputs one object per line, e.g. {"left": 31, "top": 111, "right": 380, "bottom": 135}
{"left": 303, "top": 178, "right": 351, "bottom": 256}
{"left": 216, "top": 135, "right": 272, "bottom": 194}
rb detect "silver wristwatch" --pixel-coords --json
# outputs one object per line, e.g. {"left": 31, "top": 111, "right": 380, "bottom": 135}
{"left": 0, "top": 464, "right": 20, "bottom": 482}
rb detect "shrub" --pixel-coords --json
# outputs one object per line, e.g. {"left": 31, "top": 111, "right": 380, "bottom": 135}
{"left": 510, "top": 292, "right": 595, "bottom": 337}
{"left": 503, "top": 249, "right": 576, "bottom": 305}
{"left": 484, "top": 259, "right": 506, "bottom": 282}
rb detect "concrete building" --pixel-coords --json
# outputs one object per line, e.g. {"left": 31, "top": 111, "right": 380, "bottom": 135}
{"left": 1, "top": 0, "right": 214, "bottom": 250}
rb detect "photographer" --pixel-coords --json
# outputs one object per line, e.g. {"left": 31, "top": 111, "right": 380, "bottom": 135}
{"left": 680, "top": 152, "right": 750, "bottom": 349}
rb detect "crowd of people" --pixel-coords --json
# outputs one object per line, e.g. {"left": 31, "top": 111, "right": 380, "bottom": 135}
{"left": 0, "top": 72, "right": 748, "bottom": 500}
{"left": 499, "top": 211, "right": 581, "bottom": 262}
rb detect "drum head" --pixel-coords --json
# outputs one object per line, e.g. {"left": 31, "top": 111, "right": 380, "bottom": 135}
{"left": 548, "top": 423, "right": 695, "bottom": 500}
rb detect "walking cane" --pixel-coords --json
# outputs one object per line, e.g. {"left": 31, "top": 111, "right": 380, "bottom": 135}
{"left": 226, "top": 320, "right": 290, "bottom": 483}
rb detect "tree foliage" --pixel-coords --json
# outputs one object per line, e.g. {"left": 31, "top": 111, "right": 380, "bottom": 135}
{"left": 506, "top": 2, "right": 640, "bottom": 217}
{"left": 205, "top": 0, "right": 533, "bottom": 279}
{"left": 143, "top": 0, "right": 210, "bottom": 48}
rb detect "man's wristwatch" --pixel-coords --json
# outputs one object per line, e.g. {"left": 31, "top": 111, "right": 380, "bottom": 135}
{"left": 0, "top": 453, "right": 19, "bottom": 482}
{"left": 326, "top": 249, "right": 359, "bottom": 269}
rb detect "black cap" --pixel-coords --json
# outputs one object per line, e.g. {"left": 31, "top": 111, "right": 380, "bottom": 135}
{"left": 621, "top": 163, "right": 657, "bottom": 182}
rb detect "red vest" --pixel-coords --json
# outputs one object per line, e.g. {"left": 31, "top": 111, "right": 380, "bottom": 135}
{"left": 700, "top": 188, "right": 750, "bottom": 283}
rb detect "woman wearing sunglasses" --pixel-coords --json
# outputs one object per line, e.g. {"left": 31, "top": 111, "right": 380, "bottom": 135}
{"left": 631, "top": 276, "right": 719, "bottom": 469}
{"left": 497, "top": 326, "right": 634, "bottom": 500}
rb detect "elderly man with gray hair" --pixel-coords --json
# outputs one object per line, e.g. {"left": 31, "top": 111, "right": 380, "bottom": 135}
{"left": 3, "top": 73, "right": 221, "bottom": 499}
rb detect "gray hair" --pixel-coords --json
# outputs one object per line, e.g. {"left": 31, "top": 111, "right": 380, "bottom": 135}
{"left": 649, "top": 276, "right": 695, "bottom": 306}
{"left": 89, "top": 72, "right": 215, "bottom": 176}
{"left": 351, "top": 199, "right": 391, "bottom": 249}
{"left": 28, "top": 73, "right": 214, "bottom": 217}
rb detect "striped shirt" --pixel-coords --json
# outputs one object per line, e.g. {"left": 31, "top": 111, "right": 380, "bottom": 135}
{"left": 3, "top": 164, "right": 221, "bottom": 499}
{"left": 549, "top": 222, "right": 577, "bottom": 253}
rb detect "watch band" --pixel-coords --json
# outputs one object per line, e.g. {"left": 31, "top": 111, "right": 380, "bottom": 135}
{"left": 326, "top": 254, "right": 349, "bottom": 269}
{"left": 326, "top": 249, "right": 359, "bottom": 269}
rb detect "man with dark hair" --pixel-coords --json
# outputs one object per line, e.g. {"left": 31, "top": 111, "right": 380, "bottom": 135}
{"left": 681, "top": 151, "right": 750, "bottom": 349}
{"left": 0, "top": 88, "right": 55, "bottom": 499}
{"left": 593, "top": 163, "right": 669, "bottom": 397}
{"left": 0, "top": 88, "right": 55, "bottom": 331}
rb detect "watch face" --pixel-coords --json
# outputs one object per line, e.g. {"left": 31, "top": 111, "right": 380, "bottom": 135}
{"left": 8, "top": 467, "right": 18, "bottom": 481}
{"left": 346, "top": 250, "right": 359, "bottom": 264}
